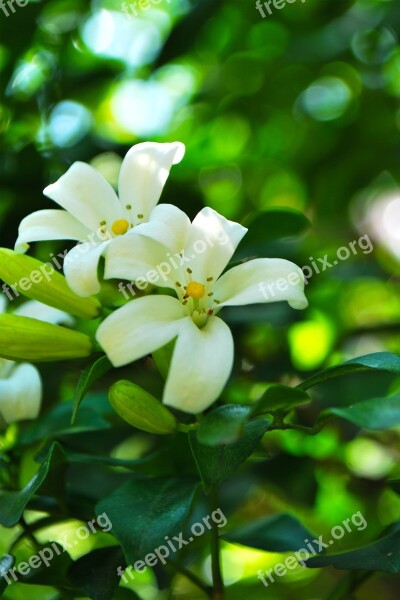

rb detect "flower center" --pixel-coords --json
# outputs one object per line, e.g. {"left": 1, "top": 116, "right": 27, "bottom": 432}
{"left": 186, "top": 281, "right": 206, "bottom": 299}
{"left": 175, "top": 270, "right": 221, "bottom": 328}
{"left": 111, "top": 219, "right": 130, "bottom": 236}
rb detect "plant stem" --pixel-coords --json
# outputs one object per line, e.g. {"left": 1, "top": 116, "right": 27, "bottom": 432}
{"left": 167, "top": 559, "right": 212, "bottom": 598}
{"left": 269, "top": 422, "right": 324, "bottom": 435}
{"left": 326, "top": 570, "right": 373, "bottom": 600}
{"left": 209, "top": 489, "right": 224, "bottom": 600}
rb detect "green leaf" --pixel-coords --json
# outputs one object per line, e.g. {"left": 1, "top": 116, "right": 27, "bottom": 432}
{"left": 96, "top": 478, "right": 199, "bottom": 564}
{"left": 242, "top": 208, "right": 311, "bottom": 246}
{"left": 18, "top": 543, "right": 73, "bottom": 588}
{"left": 224, "top": 513, "right": 316, "bottom": 552}
{"left": 388, "top": 479, "right": 400, "bottom": 496}
{"left": 112, "top": 590, "right": 142, "bottom": 600}
{"left": 0, "top": 442, "right": 67, "bottom": 527}
{"left": 189, "top": 419, "right": 270, "bottom": 492}
{"left": 72, "top": 355, "right": 112, "bottom": 424}
{"left": 306, "top": 522, "right": 400, "bottom": 573}
{"left": 19, "top": 403, "right": 111, "bottom": 445}
{"left": 298, "top": 352, "right": 400, "bottom": 391}
{"left": 325, "top": 391, "right": 400, "bottom": 430}
{"left": 197, "top": 405, "right": 252, "bottom": 446}
{"left": 68, "top": 546, "right": 125, "bottom": 600}
{"left": 251, "top": 384, "right": 311, "bottom": 415}
{"left": 0, "top": 554, "right": 15, "bottom": 594}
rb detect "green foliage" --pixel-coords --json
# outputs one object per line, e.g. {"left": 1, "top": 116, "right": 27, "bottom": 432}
{"left": 72, "top": 355, "right": 112, "bottom": 423}
{"left": 325, "top": 390, "right": 400, "bottom": 430}
{"left": 0, "top": 443, "right": 67, "bottom": 527}
{"left": 224, "top": 513, "right": 316, "bottom": 552}
{"left": 307, "top": 522, "right": 400, "bottom": 573}
{"left": 196, "top": 405, "right": 253, "bottom": 446}
{"left": 189, "top": 419, "right": 270, "bottom": 492}
{"left": 298, "top": 352, "right": 400, "bottom": 390}
{"left": 67, "top": 547, "right": 125, "bottom": 600}
{"left": 251, "top": 383, "right": 311, "bottom": 415}
{"left": 96, "top": 478, "right": 199, "bottom": 564}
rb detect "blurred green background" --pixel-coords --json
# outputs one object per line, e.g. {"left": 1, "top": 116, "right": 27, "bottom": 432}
{"left": 1, "top": 0, "right": 400, "bottom": 598}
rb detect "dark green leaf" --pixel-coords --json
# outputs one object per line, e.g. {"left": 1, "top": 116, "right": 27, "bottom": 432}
{"left": 189, "top": 419, "right": 270, "bottom": 492}
{"left": 242, "top": 208, "right": 311, "bottom": 246}
{"left": 224, "top": 513, "right": 316, "bottom": 552}
{"left": 72, "top": 355, "right": 112, "bottom": 424}
{"left": 96, "top": 478, "right": 199, "bottom": 564}
{"left": 19, "top": 403, "right": 111, "bottom": 445}
{"left": 0, "top": 442, "right": 67, "bottom": 527}
{"left": 388, "top": 479, "right": 400, "bottom": 496}
{"left": 19, "top": 543, "right": 73, "bottom": 588}
{"left": 112, "top": 590, "right": 142, "bottom": 600}
{"left": 306, "top": 522, "right": 400, "bottom": 573}
{"left": 325, "top": 391, "right": 400, "bottom": 430}
{"left": 68, "top": 546, "right": 125, "bottom": 600}
{"left": 298, "top": 353, "right": 400, "bottom": 391}
{"left": 251, "top": 384, "right": 311, "bottom": 415}
{"left": 0, "top": 554, "right": 15, "bottom": 594}
{"left": 197, "top": 405, "right": 252, "bottom": 446}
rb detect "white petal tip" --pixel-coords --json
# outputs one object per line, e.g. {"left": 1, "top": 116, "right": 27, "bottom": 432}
{"left": 289, "top": 298, "right": 309, "bottom": 310}
{"left": 14, "top": 242, "right": 29, "bottom": 254}
{"left": 171, "top": 142, "right": 185, "bottom": 164}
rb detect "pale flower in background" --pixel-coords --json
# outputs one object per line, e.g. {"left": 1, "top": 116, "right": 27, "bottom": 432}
{"left": 0, "top": 296, "right": 72, "bottom": 426}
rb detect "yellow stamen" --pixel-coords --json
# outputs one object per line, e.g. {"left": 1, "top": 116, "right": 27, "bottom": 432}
{"left": 111, "top": 219, "right": 130, "bottom": 235}
{"left": 186, "top": 281, "right": 206, "bottom": 299}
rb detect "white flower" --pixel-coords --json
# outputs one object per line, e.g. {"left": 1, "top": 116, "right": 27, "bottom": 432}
{"left": 0, "top": 297, "right": 72, "bottom": 426}
{"left": 96, "top": 208, "right": 308, "bottom": 414}
{"left": 15, "top": 142, "right": 185, "bottom": 297}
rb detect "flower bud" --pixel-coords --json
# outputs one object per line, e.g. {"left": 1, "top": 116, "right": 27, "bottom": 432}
{"left": 109, "top": 380, "right": 177, "bottom": 434}
{"left": 0, "top": 248, "right": 101, "bottom": 319}
{"left": 0, "top": 314, "right": 93, "bottom": 361}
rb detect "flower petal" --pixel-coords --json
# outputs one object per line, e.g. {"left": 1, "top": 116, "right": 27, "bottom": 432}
{"left": 14, "top": 209, "right": 91, "bottom": 253}
{"left": 44, "top": 162, "right": 122, "bottom": 231}
{"left": 136, "top": 204, "right": 191, "bottom": 254}
{"left": 14, "top": 300, "right": 74, "bottom": 327}
{"left": 214, "top": 258, "right": 308, "bottom": 310}
{"left": 104, "top": 234, "right": 174, "bottom": 289}
{"left": 0, "top": 363, "right": 42, "bottom": 424}
{"left": 96, "top": 295, "right": 184, "bottom": 367}
{"left": 63, "top": 241, "right": 110, "bottom": 297}
{"left": 185, "top": 208, "right": 248, "bottom": 282}
{"left": 163, "top": 316, "right": 234, "bottom": 414}
{"left": 118, "top": 142, "right": 185, "bottom": 223}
